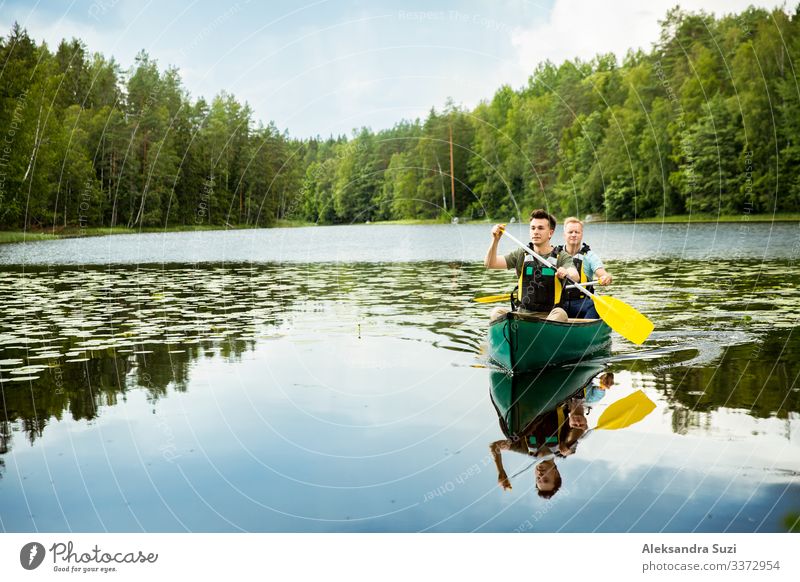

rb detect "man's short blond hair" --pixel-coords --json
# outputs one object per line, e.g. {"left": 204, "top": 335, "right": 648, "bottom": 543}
{"left": 564, "top": 216, "right": 583, "bottom": 228}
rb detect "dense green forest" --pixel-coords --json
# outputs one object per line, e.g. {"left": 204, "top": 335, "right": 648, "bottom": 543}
{"left": 1, "top": 5, "right": 799, "bottom": 230}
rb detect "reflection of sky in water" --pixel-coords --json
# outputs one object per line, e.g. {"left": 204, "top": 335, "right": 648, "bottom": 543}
{"left": 1, "top": 290, "right": 798, "bottom": 532}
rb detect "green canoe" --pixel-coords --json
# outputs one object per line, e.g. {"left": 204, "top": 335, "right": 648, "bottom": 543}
{"left": 488, "top": 311, "right": 611, "bottom": 372}
{"left": 490, "top": 363, "right": 606, "bottom": 436}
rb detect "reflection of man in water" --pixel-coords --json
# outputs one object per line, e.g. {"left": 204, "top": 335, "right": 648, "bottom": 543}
{"left": 533, "top": 457, "right": 561, "bottom": 499}
{"left": 584, "top": 372, "right": 614, "bottom": 404}
{"left": 559, "top": 399, "right": 589, "bottom": 457}
{"left": 489, "top": 367, "right": 616, "bottom": 498}
{"left": 489, "top": 401, "right": 575, "bottom": 498}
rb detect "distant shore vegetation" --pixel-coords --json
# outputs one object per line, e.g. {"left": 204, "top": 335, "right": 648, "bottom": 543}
{"left": 1, "top": 5, "right": 800, "bottom": 233}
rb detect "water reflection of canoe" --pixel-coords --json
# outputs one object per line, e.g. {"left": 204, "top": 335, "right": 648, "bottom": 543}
{"left": 490, "top": 363, "right": 606, "bottom": 436}
{"left": 488, "top": 312, "right": 611, "bottom": 372}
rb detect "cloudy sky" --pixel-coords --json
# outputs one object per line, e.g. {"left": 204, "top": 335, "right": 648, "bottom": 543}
{"left": 0, "top": 0, "right": 787, "bottom": 138}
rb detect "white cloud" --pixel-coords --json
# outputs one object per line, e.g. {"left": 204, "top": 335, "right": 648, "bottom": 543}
{"left": 511, "top": 0, "right": 787, "bottom": 72}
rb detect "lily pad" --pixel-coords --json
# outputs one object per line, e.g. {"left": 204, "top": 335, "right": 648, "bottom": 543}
{"left": 10, "top": 365, "right": 50, "bottom": 374}
{"left": 28, "top": 353, "right": 63, "bottom": 360}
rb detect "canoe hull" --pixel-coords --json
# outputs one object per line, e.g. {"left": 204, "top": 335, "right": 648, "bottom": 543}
{"left": 488, "top": 312, "right": 611, "bottom": 372}
{"left": 490, "top": 363, "right": 606, "bottom": 435}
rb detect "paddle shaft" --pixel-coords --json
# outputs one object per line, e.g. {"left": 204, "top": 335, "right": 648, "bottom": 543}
{"left": 475, "top": 281, "right": 599, "bottom": 303}
{"left": 566, "top": 280, "right": 598, "bottom": 290}
{"left": 501, "top": 229, "right": 595, "bottom": 297}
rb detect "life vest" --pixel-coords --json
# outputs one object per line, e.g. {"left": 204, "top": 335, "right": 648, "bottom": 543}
{"left": 527, "top": 406, "right": 567, "bottom": 449}
{"left": 514, "top": 245, "right": 563, "bottom": 312}
{"left": 557, "top": 243, "right": 594, "bottom": 301}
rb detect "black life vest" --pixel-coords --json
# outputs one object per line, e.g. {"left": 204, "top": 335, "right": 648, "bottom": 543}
{"left": 556, "top": 243, "right": 594, "bottom": 301}
{"left": 514, "top": 245, "right": 563, "bottom": 312}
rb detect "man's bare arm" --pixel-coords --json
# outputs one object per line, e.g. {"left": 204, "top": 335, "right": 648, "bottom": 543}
{"left": 490, "top": 440, "right": 512, "bottom": 491}
{"left": 595, "top": 267, "right": 613, "bottom": 285}
{"left": 556, "top": 266, "right": 580, "bottom": 281}
{"left": 484, "top": 224, "right": 508, "bottom": 269}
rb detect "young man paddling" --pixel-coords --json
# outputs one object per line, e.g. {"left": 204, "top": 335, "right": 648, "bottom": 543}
{"left": 485, "top": 209, "right": 578, "bottom": 322}
{"left": 557, "top": 217, "right": 613, "bottom": 320}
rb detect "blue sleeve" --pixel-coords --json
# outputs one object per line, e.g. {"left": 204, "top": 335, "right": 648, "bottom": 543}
{"left": 585, "top": 251, "right": 604, "bottom": 280}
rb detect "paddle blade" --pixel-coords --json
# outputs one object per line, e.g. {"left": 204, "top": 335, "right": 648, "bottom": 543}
{"left": 474, "top": 294, "right": 511, "bottom": 304}
{"left": 596, "top": 390, "right": 656, "bottom": 430}
{"left": 593, "top": 295, "right": 654, "bottom": 345}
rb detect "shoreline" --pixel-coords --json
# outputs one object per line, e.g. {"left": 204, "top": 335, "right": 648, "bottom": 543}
{"left": 608, "top": 213, "right": 800, "bottom": 224}
{"left": 1, "top": 214, "right": 798, "bottom": 245}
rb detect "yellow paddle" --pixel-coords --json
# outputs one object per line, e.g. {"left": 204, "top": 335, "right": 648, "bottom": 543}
{"left": 596, "top": 390, "right": 656, "bottom": 430}
{"left": 500, "top": 228, "right": 654, "bottom": 345}
{"left": 474, "top": 293, "right": 511, "bottom": 304}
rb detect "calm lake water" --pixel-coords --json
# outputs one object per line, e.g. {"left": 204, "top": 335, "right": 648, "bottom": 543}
{"left": 0, "top": 223, "right": 798, "bottom": 532}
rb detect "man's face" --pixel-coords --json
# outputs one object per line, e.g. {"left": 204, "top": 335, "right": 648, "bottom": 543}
{"left": 600, "top": 373, "right": 614, "bottom": 389}
{"left": 535, "top": 460, "right": 559, "bottom": 492}
{"left": 569, "top": 414, "right": 588, "bottom": 430}
{"left": 529, "top": 218, "right": 553, "bottom": 246}
{"left": 565, "top": 222, "right": 583, "bottom": 247}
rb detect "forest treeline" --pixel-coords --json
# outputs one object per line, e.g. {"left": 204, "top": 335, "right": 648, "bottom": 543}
{"left": 1, "top": 5, "right": 799, "bottom": 230}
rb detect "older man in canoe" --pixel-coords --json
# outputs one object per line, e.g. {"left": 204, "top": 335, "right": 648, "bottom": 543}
{"left": 485, "top": 209, "right": 578, "bottom": 322}
{"left": 557, "top": 216, "right": 613, "bottom": 320}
